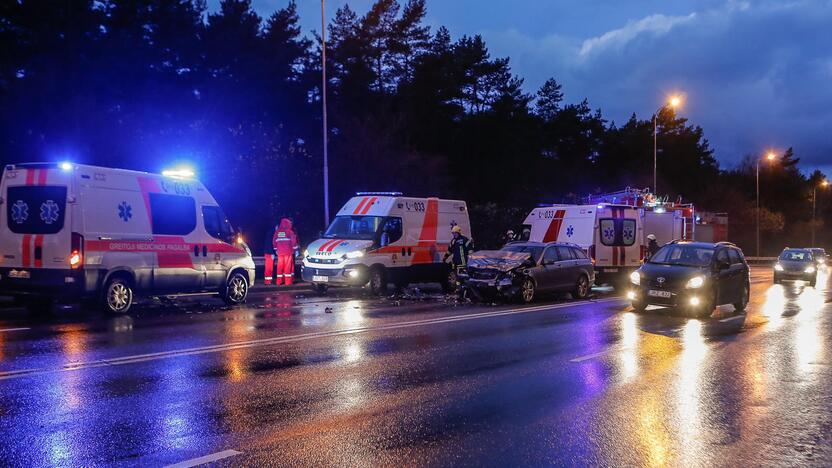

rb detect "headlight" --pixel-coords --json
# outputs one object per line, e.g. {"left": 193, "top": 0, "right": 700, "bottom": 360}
{"left": 805, "top": 265, "right": 816, "bottom": 273}
{"left": 774, "top": 263, "right": 784, "bottom": 271}
{"left": 303, "top": 249, "right": 309, "bottom": 258}
{"left": 629, "top": 271, "right": 640, "bottom": 285}
{"left": 685, "top": 276, "right": 705, "bottom": 289}
{"left": 346, "top": 250, "right": 364, "bottom": 259}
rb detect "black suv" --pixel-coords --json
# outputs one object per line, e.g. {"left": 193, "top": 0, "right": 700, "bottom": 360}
{"left": 628, "top": 241, "right": 750, "bottom": 317}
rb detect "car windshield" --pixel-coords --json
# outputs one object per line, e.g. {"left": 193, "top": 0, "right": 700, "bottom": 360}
{"left": 323, "top": 215, "right": 384, "bottom": 240}
{"left": 502, "top": 244, "right": 544, "bottom": 263}
{"left": 780, "top": 250, "right": 812, "bottom": 262}
{"left": 649, "top": 244, "right": 714, "bottom": 267}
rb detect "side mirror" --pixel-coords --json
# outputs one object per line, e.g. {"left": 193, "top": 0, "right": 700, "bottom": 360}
{"left": 716, "top": 259, "right": 730, "bottom": 270}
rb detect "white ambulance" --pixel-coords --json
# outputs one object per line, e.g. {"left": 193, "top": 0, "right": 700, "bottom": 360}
{"left": 522, "top": 200, "right": 692, "bottom": 285}
{"left": 302, "top": 193, "right": 471, "bottom": 294}
{"left": 0, "top": 163, "right": 255, "bottom": 314}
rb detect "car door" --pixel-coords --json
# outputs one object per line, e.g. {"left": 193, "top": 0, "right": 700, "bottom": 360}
{"left": 537, "top": 247, "right": 562, "bottom": 292}
{"left": 713, "top": 248, "right": 736, "bottom": 305}
{"left": 728, "top": 248, "right": 747, "bottom": 300}
{"left": 556, "top": 246, "right": 579, "bottom": 290}
{"left": 201, "top": 205, "right": 236, "bottom": 289}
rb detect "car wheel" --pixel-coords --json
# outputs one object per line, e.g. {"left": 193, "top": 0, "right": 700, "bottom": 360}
{"left": 773, "top": 275, "right": 780, "bottom": 284}
{"left": 631, "top": 300, "right": 647, "bottom": 312}
{"left": 696, "top": 292, "right": 716, "bottom": 319}
{"left": 733, "top": 283, "right": 749, "bottom": 311}
{"left": 809, "top": 276, "right": 817, "bottom": 287}
{"left": 572, "top": 274, "right": 590, "bottom": 299}
{"left": 222, "top": 271, "right": 249, "bottom": 305}
{"left": 369, "top": 267, "right": 387, "bottom": 295}
{"left": 313, "top": 283, "right": 328, "bottom": 295}
{"left": 102, "top": 277, "right": 133, "bottom": 314}
{"left": 520, "top": 278, "right": 536, "bottom": 303}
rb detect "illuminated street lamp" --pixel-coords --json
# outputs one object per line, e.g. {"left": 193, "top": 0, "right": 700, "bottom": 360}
{"left": 653, "top": 95, "right": 683, "bottom": 194}
{"left": 812, "top": 179, "right": 829, "bottom": 246}
{"left": 756, "top": 152, "right": 778, "bottom": 257}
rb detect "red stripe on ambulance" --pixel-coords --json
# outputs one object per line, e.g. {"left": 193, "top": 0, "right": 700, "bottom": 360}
{"left": 21, "top": 235, "right": 32, "bottom": 267}
{"left": 359, "top": 197, "right": 378, "bottom": 215}
{"left": 542, "top": 209, "right": 566, "bottom": 242}
{"left": 353, "top": 197, "right": 369, "bottom": 215}
{"left": 412, "top": 198, "right": 439, "bottom": 264}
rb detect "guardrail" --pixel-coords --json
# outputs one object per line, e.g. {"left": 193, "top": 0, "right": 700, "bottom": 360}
{"left": 745, "top": 257, "right": 776, "bottom": 264}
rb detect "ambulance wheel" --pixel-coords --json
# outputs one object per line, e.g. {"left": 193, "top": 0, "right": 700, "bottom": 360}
{"left": 572, "top": 274, "right": 591, "bottom": 299}
{"left": 312, "top": 284, "right": 328, "bottom": 295}
{"left": 519, "top": 278, "right": 536, "bottom": 303}
{"left": 369, "top": 267, "right": 387, "bottom": 295}
{"left": 102, "top": 277, "right": 133, "bottom": 314}
{"left": 222, "top": 271, "right": 249, "bottom": 305}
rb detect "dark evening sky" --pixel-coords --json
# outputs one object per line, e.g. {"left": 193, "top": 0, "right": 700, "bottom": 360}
{"left": 209, "top": 0, "right": 832, "bottom": 175}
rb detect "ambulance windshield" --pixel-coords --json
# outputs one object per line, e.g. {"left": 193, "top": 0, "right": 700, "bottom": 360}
{"left": 324, "top": 215, "right": 384, "bottom": 240}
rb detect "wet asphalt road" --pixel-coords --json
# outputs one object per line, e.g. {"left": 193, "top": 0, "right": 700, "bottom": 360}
{"left": 0, "top": 267, "right": 830, "bottom": 467}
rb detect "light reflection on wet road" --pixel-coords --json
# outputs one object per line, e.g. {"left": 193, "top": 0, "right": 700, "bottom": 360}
{"left": 0, "top": 267, "right": 831, "bottom": 466}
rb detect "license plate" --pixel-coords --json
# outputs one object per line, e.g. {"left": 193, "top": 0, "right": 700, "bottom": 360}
{"left": 648, "top": 290, "right": 672, "bottom": 298}
{"left": 312, "top": 275, "right": 329, "bottom": 283}
{"left": 8, "top": 270, "right": 30, "bottom": 279}
{"left": 603, "top": 268, "right": 618, "bottom": 273}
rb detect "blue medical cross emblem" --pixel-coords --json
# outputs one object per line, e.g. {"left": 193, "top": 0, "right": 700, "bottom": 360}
{"left": 11, "top": 200, "right": 28, "bottom": 224}
{"left": 566, "top": 225, "right": 574, "bottom": 237}
{"left": 118, "top": 202, "right": 132, "bottom": 222}
{"left": 40, "top": 200, "right": 60, "bottom": 224}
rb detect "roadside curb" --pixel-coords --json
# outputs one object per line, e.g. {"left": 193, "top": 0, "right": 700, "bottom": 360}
{"left": 249, "top": 283, "right": 312, "bottom": 293}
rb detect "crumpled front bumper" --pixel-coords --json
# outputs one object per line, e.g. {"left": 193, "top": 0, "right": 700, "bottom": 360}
{"left": 462, "top": 275, "right": 520, "bottom": 299}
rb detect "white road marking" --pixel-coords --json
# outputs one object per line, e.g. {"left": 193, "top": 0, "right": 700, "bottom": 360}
{"left": 0, "top": 327, "right": 30, "bottom": 333}
{"left": 0, "top": 297, "right": 624, "bottom": 381}
{"left": 164, "top": 449, "right": 242, "bottom": 468}
{"left": 719, "top": 315, "right": 746, "bottom": 323}
{"left": 570, "top": 350, "right": 614, "bottom": 363}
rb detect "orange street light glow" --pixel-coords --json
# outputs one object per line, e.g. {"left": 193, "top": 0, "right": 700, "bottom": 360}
{"left": 669, "top": 96, "right": 682, "bottom": 108}
{"left": 766, "top": 152, "right": 777, "bottom": 161}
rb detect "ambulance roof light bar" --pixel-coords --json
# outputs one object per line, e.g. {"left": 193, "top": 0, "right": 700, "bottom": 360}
{"left": 162, "top": 167, "right": 195, "bottom": 179}
{"left": 355, "top": 192, "right": 402, "bottom": 196}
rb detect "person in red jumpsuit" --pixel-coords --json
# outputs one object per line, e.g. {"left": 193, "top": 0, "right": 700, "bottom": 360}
{"left": 263, "top": 225, "right": 277, "bottom": 285}
{"left": 273, "top": 217, "right": 299, "bottom": 285}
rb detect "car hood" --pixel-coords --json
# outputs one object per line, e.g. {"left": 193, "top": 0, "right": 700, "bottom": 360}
{"left": 307, "top": 238, "right": 373, "bottom": 258}
{"left": 778, "top": 260, "right": 812, "bottom": 270}
{"left": 639, "top": 262, "right": 710, "bottom": 287}
{"left": 468, "top": 250, "right": 531, "bottom": 272}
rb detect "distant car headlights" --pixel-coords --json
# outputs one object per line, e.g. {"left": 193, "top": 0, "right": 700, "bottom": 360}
{"left": 685, "top": 275, "right": 705, "bottom": 289}
{"left": 629, "top": 271, "right": 640, "bottom": 285}
{"left": 805, "top": 265, "right": 816, "bottom": 273}
{"left": 774, "top": 263, "right": 784, "bottom": 271}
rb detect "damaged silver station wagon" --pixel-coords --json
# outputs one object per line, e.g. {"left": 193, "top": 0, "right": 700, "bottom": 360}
{"left": 461, "top": 242, "right": 595, "bottom": 303}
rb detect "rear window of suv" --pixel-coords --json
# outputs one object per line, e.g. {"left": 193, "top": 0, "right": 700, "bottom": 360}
{"left": 6, "top": 185, "right": 67, "bottom": 234}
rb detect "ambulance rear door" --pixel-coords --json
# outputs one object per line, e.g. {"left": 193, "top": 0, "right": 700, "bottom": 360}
{"left": 1, "top": 164, "right": 73, "bottom": 272}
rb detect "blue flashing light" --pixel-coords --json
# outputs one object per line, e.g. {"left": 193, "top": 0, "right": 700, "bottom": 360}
{"left": 654, "top": 207, "right": 666, "bottom": 213}
{"left": 597, "top": 204, "right": 605, "bottom": 209}
{"left": 355, "top": 192, "right": 402, "bottom": 196}
{"left": 162, "top": 167, "right": 195, "bottom": 179}
{"left": 59, "top": 162, "right": 73, "bottom": 171}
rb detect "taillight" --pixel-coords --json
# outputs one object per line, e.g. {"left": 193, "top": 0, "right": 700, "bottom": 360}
{"left": 70, "top": 232, "right": 84, "bottom": 269}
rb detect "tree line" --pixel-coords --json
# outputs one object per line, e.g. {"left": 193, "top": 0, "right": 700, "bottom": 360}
{"left": 0, "top": 0, "right": 827, "bottom": 253}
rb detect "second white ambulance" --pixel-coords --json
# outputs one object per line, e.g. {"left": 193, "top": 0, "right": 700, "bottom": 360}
{"left": 0, "top": 163, "right": 255, "bottom": 314}
{"left": 302, "top": 193, "right": 471, "bottom": 293}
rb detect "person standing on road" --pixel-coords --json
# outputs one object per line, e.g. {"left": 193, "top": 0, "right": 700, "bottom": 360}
{"left": 445, "top": 225, "right": 473, "bottom": 269}
{"left": 647, "top": 234, "right": 660, "bottom": 259}
{"left": 273, "top": 218, "right": 299, "bottom": 285}
{"left": 263, "top": 225, "right": 277, "bottom": 285}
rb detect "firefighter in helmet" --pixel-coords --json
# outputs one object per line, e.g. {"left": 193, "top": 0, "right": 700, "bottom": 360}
{"left": 445, "top": 225, "right": 473, "bottom": 268}
{"left": 647, "top": 234, "right": 660, "bottom": 259}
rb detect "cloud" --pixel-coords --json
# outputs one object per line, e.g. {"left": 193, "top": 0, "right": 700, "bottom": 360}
{"left": 482, "top": 0, "right": 832, "bottom": 174}
{"left": 579, "top": 13, "right": 697, "bottom": 57}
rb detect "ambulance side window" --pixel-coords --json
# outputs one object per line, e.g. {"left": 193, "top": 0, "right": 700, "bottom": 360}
{"left": 203, "top": 206, "right": 234, "bottom": 242}
{"left": 600, "top": 219, "right": 616, "bottom": 246}
{"left": 149, "top": 193, "right": 196, "bottom": 235}
{"left": 621, "top": 219, "right": 636, "bottom": 246}
{"left": 379, "top": 217, "right": 402, "bottom": 246}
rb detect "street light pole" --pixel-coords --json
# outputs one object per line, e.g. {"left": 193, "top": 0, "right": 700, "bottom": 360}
{"left": 756, "top": 160, "right": 760, "bottom": 257}
{"left": 812, "top": 180, "right": 829, "bottom": 246}
{"left": 652, "top": 96, "right": 681, "bottom": 195}
{"left": 757, "top": 152, "right": 777, "bottom": 257}
{"left": 321, "top": 0, "right": 330, "bottom": 228}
